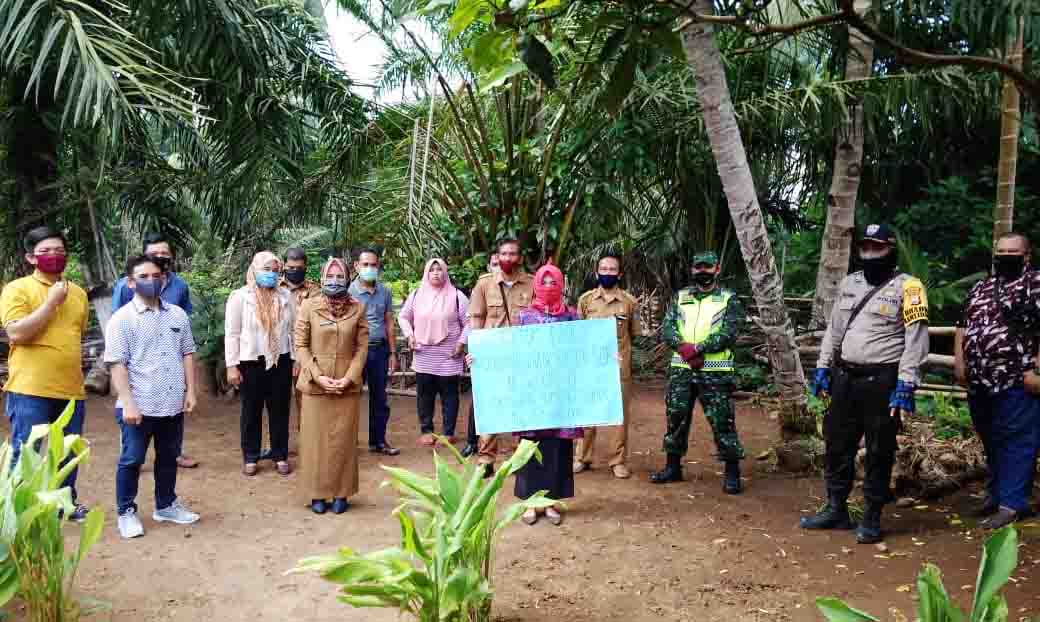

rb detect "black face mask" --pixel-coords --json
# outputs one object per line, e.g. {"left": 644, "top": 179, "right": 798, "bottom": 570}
{"left": 284, "top": 268, "right": 307, "bottom": 285}
{"left": 993, "top": 254, "right": 1026, "bottom": 280}
{"left": 147, "top": 255, "right": 171, "bottom": 272}
{"left": 322, "top": 282, "right": 349, "bottom": 298}
{"left": 860, "top": 252, "right": 897, "bottom": 286}
{"left": 597, "top": 274, "right": 620, "bottom": 289}
{"left": 692, "top": 272, "right": 717, "bottom": 288}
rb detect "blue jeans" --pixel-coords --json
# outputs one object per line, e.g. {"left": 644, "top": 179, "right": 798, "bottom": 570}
{"left": 968, "top": 388, "right": 1040, "bottom": 513}
{"left": 363, "top": 340, "right": 390, "bottom": 447}
{"left": 5, "top": 393, "right": 85, "bottom": 502}
{"left": 115, "top": 410, "right": 183, "bottom": 515}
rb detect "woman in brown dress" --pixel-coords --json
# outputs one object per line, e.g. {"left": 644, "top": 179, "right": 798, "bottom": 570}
{"left": 294, "top": 257, "right": 369, "bottom": 514}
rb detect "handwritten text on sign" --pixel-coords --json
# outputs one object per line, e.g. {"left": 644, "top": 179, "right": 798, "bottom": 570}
{"left": 469, "top": 318, "right": 623, "bottom": 435}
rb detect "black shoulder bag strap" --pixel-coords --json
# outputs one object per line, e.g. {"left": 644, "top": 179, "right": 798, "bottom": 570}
{"left": 833, "top": 274, "right": 900, "bottom": 366}
{"left": 497, "top": 281, "right": 512, "bottom": 326}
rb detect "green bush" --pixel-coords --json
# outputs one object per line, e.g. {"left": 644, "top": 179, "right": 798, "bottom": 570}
{"left": 181, "top": 265, "right": 236, "bottom": 365}
{"left": 0, "top": 401, "right": 105, "bottom": 622}
{"left": 292, "top": 439, "right": 555, "bottom": 622}
{"left": 817, "top": 526, "right": 1022, "bottom": 622}
{"left": 916, "top": 393, "right": 974, "bottom": 440}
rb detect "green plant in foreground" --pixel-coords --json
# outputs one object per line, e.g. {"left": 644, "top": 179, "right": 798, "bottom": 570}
{"left": 292, "top": 438, "right": 555, "bottom": 622}
{"left": 0, "top": 401, "right": 105, "bottom": 622}
{"left": 817, "top": 525, "right": 1020, "bottom": 622}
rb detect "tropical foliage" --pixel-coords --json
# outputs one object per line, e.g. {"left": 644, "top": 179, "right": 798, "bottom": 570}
{"left": 0, "top": 401, "right": 104, "bottom": 622}
{"left": 292, "top": 439, "right": 555, "bottom": 622}
{"left": 817, "top": 526, "right": 1022, "bottom": 622}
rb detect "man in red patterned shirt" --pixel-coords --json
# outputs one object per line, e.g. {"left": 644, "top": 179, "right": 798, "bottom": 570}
{"left": 955, "top": 232, "right": 1039, "bottom": 529}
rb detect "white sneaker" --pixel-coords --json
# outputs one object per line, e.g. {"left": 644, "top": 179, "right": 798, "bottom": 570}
{"left": 117, "top": 509, "right": 145, "bottom": 539}
{"left": 153, "top": 500, "right": 200, "bottom": 525}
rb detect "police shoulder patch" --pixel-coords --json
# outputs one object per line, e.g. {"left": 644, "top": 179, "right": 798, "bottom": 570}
{"left": 901, "top": 277, "right": 929, "bottom": 325}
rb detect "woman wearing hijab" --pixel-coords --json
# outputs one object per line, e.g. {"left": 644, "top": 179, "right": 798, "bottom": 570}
{"left": 397, "top": 258, "right": 469, "bottom": 447}
{"left": 294, "top": 258, "right": 368, "bottom": 514}
{"left": 513, "top": 262, "right": 583, "bottom": 527}
{"left": 225, "top": 251, "right": 297, "bottom": 477}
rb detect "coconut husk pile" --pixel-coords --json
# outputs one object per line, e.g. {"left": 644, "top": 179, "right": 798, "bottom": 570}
{"left": 856, "top": 416, "right": 987, "bottom": 500}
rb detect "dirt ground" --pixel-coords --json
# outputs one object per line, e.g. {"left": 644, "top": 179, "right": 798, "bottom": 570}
{"left": 2, "top": 382, "right": 1039, "bottom": 621}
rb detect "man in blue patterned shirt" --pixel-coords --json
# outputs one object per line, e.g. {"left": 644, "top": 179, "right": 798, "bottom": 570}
{"left": 105, "top": 255, "right": 200, "bottom": 539}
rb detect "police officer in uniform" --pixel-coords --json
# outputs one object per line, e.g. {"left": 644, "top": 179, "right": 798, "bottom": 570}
{"left": 650, "top": 251, "right": 746, "bottom": 494}
{"left": 463, "top": 238, "right": 533, "bottom": 476}
{"left": 802, "top": 223, "right": 929, "bottom": 544}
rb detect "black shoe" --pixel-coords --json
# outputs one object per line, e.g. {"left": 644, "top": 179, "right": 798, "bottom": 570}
{"left": 855, "top": 503, "right": 884, "bottom": 544}
{"left": 971, "top": 496, "right": 1000, "bottom": 518}
{"left": 481, "top": 463, "right": 494, "bottom": 479}
{"left": 800, "top": 496, "right": 855, "bottom": 530}
{"left": 60, "top": 503, "right": 90, "bottom": 523}
{"left": 649, "top": 454, "right": 684, "bottom": 484}
{"left": 461, "top": 443, "right": 478, "bottom": 458}
{"left": 369, "top": 443, "right": 401, "bottom": 456}
{"left": 723, "top": 461, "right": 743, "bottom": 495}
{"left": 310, "top": 499, "right": 327, "bottom": 514}
{"left": 980, "top": 507, "right": 1019, "bottom": 530}
{"left": 331, "top": 498, "right": 350, "bottom": 514}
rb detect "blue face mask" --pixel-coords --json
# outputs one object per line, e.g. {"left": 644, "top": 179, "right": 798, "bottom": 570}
{"left": 255, "top": 270, "right": 279, "bottom": 289}
{"left": 358, "top": 266, "right": 379, "bottom": 282}
{"left": 134, "top": 279, "right": 162, "bottom": 299}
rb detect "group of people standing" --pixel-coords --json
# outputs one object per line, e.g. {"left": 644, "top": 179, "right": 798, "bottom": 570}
{"left": 3, "top": 221, "right": 1036, "bottom": 544}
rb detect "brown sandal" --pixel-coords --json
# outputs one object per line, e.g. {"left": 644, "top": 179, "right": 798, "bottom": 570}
{"left": 276, "top": 461, "right": 292, "bottom": 476}
{"left": 242, "top": 463, "right": 258, "bottom": 476}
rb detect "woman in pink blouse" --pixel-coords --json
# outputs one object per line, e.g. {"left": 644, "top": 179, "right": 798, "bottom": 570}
{"left": 397, "top": 258, "right": 469, "bottom": 447}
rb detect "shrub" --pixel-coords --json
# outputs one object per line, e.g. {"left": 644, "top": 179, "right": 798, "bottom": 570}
{"left": 917, "top": 393, "right": 974, "bottom": 440}
{"left": 817, "top": 526, "right": 1022, "bottom": 622}
{"left": 292, "top": 439, "right": 555, "bottom": 622}
{"left": 0, "top": 401, "right": 105, "bottom": 622}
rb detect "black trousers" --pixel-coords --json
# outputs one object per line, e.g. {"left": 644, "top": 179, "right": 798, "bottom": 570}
{"left": 240, "top": 353, "right": 293, "bottom": 463}
{"left": 416, "top": 373, "right": 460, "bottom": 436}
{"left": 824, "top": 364, "right": 900, "bottom": 505}
{"left": 466, "top": 404, "right": 478, "bottom": 445}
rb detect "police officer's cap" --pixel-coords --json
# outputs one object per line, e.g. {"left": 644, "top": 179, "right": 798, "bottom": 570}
{"left": 861, "top": 223, "right": 896, "bottom": 245}
{"left": 690, "top": 251, "right": 719, "bottom": 267}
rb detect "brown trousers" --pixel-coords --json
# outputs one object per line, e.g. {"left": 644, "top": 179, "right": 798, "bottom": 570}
{"left": 575, "top": 379, "right": 631, "bottom": 467}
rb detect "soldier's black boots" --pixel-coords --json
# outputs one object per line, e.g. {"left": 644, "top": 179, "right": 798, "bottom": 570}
{"left": 799, "top": 496, "right": 855, "bottom": 530}
{"left": 650, "top": 453, "right": 684, "bottom": 484}
{"left": 856, "top": 503, "right": 884, "bottom": 544}
{"left": 723, "top": 460, "right": 742, "bottom": 494}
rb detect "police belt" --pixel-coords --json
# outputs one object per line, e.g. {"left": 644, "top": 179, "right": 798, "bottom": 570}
{"left": 834, "top": 360, "right": 898, "bottom": 377}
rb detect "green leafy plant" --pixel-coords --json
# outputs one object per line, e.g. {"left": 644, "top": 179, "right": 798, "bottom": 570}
{"left": 0, "top": 401, "right": 105, "bottom": 621}
{"left": 917, "top": 393, "right": 974, "bottom": 440}
{"left": 292, "top": 439, "right": 555, "bottom": 622}
{"left": 817, "top": 525, "right": 1021, "bottom": 622}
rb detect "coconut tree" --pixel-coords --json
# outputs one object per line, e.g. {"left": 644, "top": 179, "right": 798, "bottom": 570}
{"left": 810, "top": 0, "right": 874, "bottom": 328}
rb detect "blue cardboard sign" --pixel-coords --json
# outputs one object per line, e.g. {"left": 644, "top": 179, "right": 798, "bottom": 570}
{"left": 469, "top": 318, "right": 623, "bottom": 435}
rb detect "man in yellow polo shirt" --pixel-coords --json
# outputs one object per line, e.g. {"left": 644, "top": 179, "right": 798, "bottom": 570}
{"left": 1, "top": 226, "right": 91, "bottom": 521}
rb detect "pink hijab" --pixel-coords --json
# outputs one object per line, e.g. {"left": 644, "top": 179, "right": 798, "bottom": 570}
{"left": 531, "top": 262, "right": 567, "bottom": 316}
{"left": 412, "top": 258, "right": 459, "bottom": 345}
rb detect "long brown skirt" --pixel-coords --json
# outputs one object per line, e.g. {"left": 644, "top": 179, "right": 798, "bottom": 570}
{"left": 298, "top": 392, "right": 360, "bottom": 502}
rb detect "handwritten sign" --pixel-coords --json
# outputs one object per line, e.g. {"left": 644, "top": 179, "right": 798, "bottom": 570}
{"left": 469, "top": 318, "right": 623, "bottom": 435}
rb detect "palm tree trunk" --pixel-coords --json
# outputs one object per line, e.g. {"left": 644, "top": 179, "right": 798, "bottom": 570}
{"left": 995, "top": 17, "right": 1025, "bottom": 244}
{"left": 681, "top": 0, "right": 810, "bottom": 438}
{"left": 810, "top": 0, "right": 874, "bottom": 328}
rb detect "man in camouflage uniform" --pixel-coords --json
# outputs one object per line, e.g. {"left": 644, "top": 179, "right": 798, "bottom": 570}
{"left": 804, "top": 223, "right": 929, "bottom": 544}
{"left": 956, "top": 232, "right": 1040, "bottom": 529}
{"left": 650, "top": 251, "right": 746, "bottom": 494}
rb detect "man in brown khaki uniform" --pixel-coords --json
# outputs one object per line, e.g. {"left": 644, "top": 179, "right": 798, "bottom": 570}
{"left": 280, "top": 247, "right": 321, "bottom": 456}
{"left": 574, "top": 252, "right": 639, "bottom": 479}
{"left": 464, "top": 238, "right": 533, "bottom": 476}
